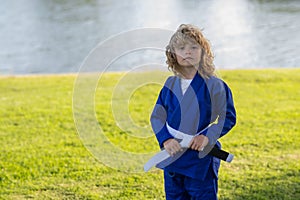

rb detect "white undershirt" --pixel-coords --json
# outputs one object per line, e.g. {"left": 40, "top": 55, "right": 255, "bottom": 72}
{"left": 180, "top": 78, "right": 193, "bottom": 95}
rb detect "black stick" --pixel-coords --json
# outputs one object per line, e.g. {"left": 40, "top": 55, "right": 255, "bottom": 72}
{"left": 208, "top": 146, "right": 234, "bottom": 162}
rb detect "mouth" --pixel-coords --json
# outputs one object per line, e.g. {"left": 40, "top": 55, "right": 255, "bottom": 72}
{"left": 183, "top": 57, "right": 193, "bottom": 60}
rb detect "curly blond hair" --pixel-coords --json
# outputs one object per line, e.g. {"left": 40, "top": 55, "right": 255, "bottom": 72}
{"left": 166, "top": 24, "right": 216, "bottom": 79}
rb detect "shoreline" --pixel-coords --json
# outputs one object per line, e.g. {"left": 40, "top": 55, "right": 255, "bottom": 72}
{"left": 0, "top": 67, "right": 299, "bottom": 78}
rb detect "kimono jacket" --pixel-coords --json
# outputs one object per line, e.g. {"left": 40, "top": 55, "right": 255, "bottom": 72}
{"left": 150, "top": 73, "right": 236, "bottom": 180}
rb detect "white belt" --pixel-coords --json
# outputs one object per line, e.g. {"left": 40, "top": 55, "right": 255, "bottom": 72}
{"left": 144, "top": 122, "right": 211, "bottom": 172}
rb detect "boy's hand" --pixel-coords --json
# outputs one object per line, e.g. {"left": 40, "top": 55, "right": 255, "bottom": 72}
{"left": 163, "top": 139, "right": 182, "bottom": 156}
{"left": 189, "top": 135, "right": 209, "bottom": 151}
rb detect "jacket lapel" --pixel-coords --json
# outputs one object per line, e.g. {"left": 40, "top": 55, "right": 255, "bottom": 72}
{"left": 169, "top": 73, "right": 205, "bottom": 135}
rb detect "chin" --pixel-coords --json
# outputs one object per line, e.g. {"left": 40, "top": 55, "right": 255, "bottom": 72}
{"left": 181, "top": 64, "right": 195, "bottom": 68}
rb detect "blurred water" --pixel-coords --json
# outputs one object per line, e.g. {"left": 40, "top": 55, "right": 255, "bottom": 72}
{"left": 0, "top": 0, "right": 299, "bottom": 75}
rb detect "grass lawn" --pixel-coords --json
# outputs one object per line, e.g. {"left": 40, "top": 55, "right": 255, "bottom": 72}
{"left": 0, "top": 69, "right": 299, "bottom": 199}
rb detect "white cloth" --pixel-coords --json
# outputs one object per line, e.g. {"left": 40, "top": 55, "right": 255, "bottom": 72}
{"left": 144, "top": 123, "right": 211, "bottom": 172}
{"left": 180, "top": 78, "right": 193, "bottom": 95}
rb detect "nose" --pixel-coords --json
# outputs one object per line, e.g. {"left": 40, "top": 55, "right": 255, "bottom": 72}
{"left": 184, "top": 48, "right": 192, "bottom": 55}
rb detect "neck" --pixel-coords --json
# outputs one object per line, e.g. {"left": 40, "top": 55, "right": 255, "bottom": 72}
{"left": 179, "top": 66, "right": 197, "bottom": 79}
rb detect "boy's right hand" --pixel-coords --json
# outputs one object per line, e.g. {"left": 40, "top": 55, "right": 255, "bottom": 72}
{"left": 163, "top": 139, "right": 182, "bottom": 156}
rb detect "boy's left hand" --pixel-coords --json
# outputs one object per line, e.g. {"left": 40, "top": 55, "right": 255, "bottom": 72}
{"left": 189, "top": 135, "right": 209, "bottom": 151}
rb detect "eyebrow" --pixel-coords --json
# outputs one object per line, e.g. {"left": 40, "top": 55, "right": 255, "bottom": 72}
{"left": 174, "top": 41, "right": 200, "bottom": 48}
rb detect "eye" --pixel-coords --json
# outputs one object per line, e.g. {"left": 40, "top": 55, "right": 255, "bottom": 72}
{"left": 192, "top": 46, "right": 199, "bottom": 49}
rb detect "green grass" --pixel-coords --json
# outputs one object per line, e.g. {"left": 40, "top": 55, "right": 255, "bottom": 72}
{"left": 0, "top": 69, "right": 299, "bottom": 199}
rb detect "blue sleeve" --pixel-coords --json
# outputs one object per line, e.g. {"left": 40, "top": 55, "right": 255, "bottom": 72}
{"left": 202, "top": 80, "right": 236, "bottom": 145}
{"left": 150, "top": 79, "right": 174, "bottom": 149}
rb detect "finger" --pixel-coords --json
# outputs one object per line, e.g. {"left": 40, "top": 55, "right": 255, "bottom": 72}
{"left": 191, "top": 141, "right": 199, "bottom": 150}
{"left": 171, "top": 146, "right": 180, "bottom": 154}
{"left": 175, "top": 142, "right": 182, "bottom": 151}
{"left": 166, "top": 147, "right": 172, "bottom": 155}
{"left": 171, "top": 140, "right": 181, "bottom": 150}
{"left": 167, "top": 146, "right": 176, "bottom": 156}
{"left": 166, "top": 149, "right": 172, "bottom": 156}
{"left": 199, "top": 146, "right": 204, "bottom": 151}
{"left": 166, "top": 145, "right": 175, "bottom": 155}
{"left": 191, "top": 145, "right": 198, "bottom": 151}
{"left": 188, "top": 138, "right": 195, "bottom": 148}
{"left": 189, "top": 139, "right": 195, "bottom": 148}
{"left": 191, "top": 138, "right": 201, "bottom": 149}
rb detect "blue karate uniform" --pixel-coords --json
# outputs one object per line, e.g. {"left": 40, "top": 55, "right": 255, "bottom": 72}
{"left": 150, "top": 73, "right": 236, "bottom": 199}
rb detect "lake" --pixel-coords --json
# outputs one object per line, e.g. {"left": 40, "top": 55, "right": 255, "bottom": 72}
{"left": 0, "top": 0, "right": 299, "bottom": 75}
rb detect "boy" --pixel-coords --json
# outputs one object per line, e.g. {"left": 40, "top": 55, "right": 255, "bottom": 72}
{"left": 150, "top": 24, "right": 236, "bottom": 199}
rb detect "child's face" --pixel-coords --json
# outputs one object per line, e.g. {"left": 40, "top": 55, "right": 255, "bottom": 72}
{"left": 174, "top": 39, "right": 202, "bottom": 68}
